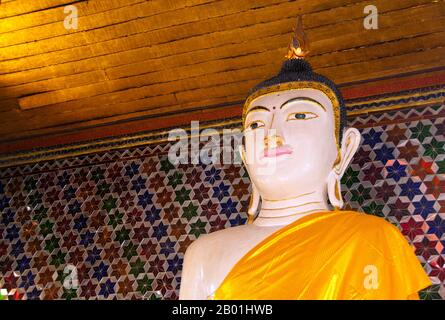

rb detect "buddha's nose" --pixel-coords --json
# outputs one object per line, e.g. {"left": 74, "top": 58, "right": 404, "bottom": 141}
{"left": 264, "top": 134, "right": 285, "bottom": 149}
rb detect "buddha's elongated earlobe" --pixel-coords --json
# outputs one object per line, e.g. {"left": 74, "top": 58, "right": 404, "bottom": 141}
{"left": 239, "top": 145, "right": 260, "bottom": 224}
{"left": 327, "top": 171, "right": 343, "bottom": 209}
{"left": 327, "top": 127, "right": 361, "bottom": 210}
{"left": 247, "top": 182, "right": 260, "bottom": 224}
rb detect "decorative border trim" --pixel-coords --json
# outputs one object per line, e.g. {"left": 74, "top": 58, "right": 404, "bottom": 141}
{"left": 0, "top": 119, "right": 242, "bottom": 169}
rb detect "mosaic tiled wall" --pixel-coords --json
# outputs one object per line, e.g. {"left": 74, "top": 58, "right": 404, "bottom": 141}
{"left": 0, "top": 85, "right": 444, "bottom": 300}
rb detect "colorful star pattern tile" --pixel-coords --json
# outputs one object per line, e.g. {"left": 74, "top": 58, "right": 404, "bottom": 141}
{"left": 0, "top": 85, "right": 445, "bottom": 299}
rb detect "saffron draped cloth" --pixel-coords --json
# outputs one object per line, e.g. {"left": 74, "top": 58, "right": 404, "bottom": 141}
{"left": 212, "top": 210, "right": 431, "bottom": 300}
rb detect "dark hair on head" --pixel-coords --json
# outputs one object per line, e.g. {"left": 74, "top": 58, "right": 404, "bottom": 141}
{"left": 245, "top": 59, "right": 346, "bottom": 146}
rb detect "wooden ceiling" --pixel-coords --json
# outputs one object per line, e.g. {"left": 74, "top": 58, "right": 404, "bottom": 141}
{"left": 0, "top": 0, "right": 444, "bottom": 145}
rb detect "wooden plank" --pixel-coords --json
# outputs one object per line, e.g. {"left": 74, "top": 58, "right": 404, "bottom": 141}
{"left": 15, "top": 49, "right": 281, "bottom": 109}
{"left": 0, "top": 70, "right": 107, "bottom": 101}
{"left": 0, "top": 0, "right": 367, "bottom": 72}
{"left": 108, "top": 0, "right": 445, "bottom": 79}
{"left": 1, "top": 0, "right": 444, "bottom": 140}
{"left": 3, "top": 43, "right": 445, "bottom": 136}
{"left": 3, "top": 42, "right": 445, "bottom": 135}
{"left": 0, "top": 0, "right": 439, "bottom": 84}
{"left": 0, "top": 93, "right": 245, "bottom": 143}
{"left": 4, "top": 0, "right": 436, "bottom": 50}
{"left": 0, "top": 0, "right": 284, "bottom": 73}
{"left": 0, "top": 0, "right": 78, "bottom": 19}
{"left": 13, "top": 5, "right": 445, "bottom": 109}
{"left": 319, "top": 46, "right": 445, "bottom": 84}
{"left": 1, "top": 0, "right": 437, "bottom": 64}
{"left": 0, "top": 98, "right": 18, "bottom": 112}
{"left": 15, "top": 57, "right": 276, "bottom": 113}
{"left": 0, "top": 0, "right": 287, "bottom": 59}
{"left": 0, "top": 0, "right": 145, "bottom": 34}
{"left": 0, "top": 0, "right": 439, "bottom": 92}
{"left": 0, "top": 35, "right": 284, "bottom": 102}
{"left": 0, "top": 66, "right": 267, "bottom": 133}
{"left": 0, "top": 50, "right": 442, "bottom": 141}
{"left": 3, "top": 18, "right": 444, "bottom": 115}
{"left": 0, "top": 2, "right": 298, "bottom": 86}
{"left": 171, "top": 46, "right": 445, "bottom": 105}
{"left": 310, "top": 30, "right": 445, "bottom": 69}
{"left": 0, "top": 0, "right": 216, "bottom": 48}
{"left": 310, "top": 1, "right": 445, "bottom": 55}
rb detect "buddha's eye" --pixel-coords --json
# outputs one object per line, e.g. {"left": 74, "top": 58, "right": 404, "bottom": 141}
{"left": 287, "top": 112, "right": 318, "bottom": 121}
{"left": 246, "top": 120, "right": 265, "bottom": 130}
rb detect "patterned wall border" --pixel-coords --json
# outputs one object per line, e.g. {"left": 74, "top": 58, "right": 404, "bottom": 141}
{"left": 1, "top": 84, "right": 444, "bottom": 169}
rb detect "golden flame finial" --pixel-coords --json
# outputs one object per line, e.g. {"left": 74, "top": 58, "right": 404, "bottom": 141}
{"left": 285, "top": 15, "right": 310, "bottom": 59}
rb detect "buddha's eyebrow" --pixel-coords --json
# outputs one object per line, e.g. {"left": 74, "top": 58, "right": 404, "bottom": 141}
{"left": 280, "top": 97, "right": 326, "bottom": 112}
{"left": 245, "top": 106, "right": 270, "bottom": 116}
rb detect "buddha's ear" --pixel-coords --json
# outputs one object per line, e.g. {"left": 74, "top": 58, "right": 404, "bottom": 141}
{"left": 337, "top": 127, "right": 361, "bottom": 177}
{"left": 239, "top": 145, "right": 260, "bottom": 223}
{"left": 327, "top": 127, "right": 361, "bottom": 209}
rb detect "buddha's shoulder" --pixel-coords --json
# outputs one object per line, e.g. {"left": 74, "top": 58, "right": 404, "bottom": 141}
{"left": 192, "top": 224, "right": 261, "bottom": 246}
{"left": 337, "top": 210, "right": 393, "bottom": 225}
{"left": 184, "top": 223, "right": 274, "bottom": 257}
{"left": 185, "top": 224, "right": 245, "bottom": 254}
{"left": 335, "top": 210, "right": 403, "bottom": 239}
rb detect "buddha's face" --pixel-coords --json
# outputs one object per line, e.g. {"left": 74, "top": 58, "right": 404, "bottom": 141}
{"left": 243, "top": 88, "right": 339, "bottom": 200}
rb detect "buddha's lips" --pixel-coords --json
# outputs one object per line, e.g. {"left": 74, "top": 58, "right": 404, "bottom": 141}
{"left": 263, "top": 146, "right": 293, "bottom": 158}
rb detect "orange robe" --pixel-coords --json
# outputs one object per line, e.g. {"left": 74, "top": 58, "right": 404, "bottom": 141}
{"left": 213, "top": 210, "right": 431, "bottom": 300}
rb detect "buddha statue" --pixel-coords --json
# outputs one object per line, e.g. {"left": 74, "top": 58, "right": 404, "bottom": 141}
{"left": 179, "top": 18, "right": 431, "bottom": 300}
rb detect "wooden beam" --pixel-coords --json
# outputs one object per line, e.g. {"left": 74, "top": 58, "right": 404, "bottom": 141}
{"left": 0, "top": 94, "right": 245, "bottom": 143}
{"left": 311, "top": 30, "right": 445, "bottom": 69}
{"left": 0, "top": 0, "right": 369, "bottom": 74}
{"left": 0, "top": 0, "right": 145, "bottom": 34}
{"left": 0, "top": 0, "right": 287, "bottom": 59}
{"left": 319, "top": 45, "right": 445, "bottom": 84}
{"left": 4, "top": 68, "right": 445, "bottom": 146}
{"left": 0, "top": 0, "right": 439, "bottom": 82}
{"left": 0, "top": 0, "right": 444, "bottom": 142}
{"left": 0, "top": 0, "right": 81, "bottom": 19}
{"left": 107, "top": 0, "right": 441, "bottom": 79}
{"left": 0, "top": 0, "right": 218, "bottom": 49}
{"left": 2, "top": 45, "right": 445, "bottom": 137}
{"left": 12, "top": 5, "right": 445, "bottom": 110}
{"left": 0, "top": 39, "right": 282, "bottom": 105}
{"left": 0, "top": 70, "right": 107, "bottom": 101}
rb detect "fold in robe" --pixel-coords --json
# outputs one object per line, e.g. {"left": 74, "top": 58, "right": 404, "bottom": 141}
{"left": 212, "top": 210, "right": 431, "bottom": 300}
